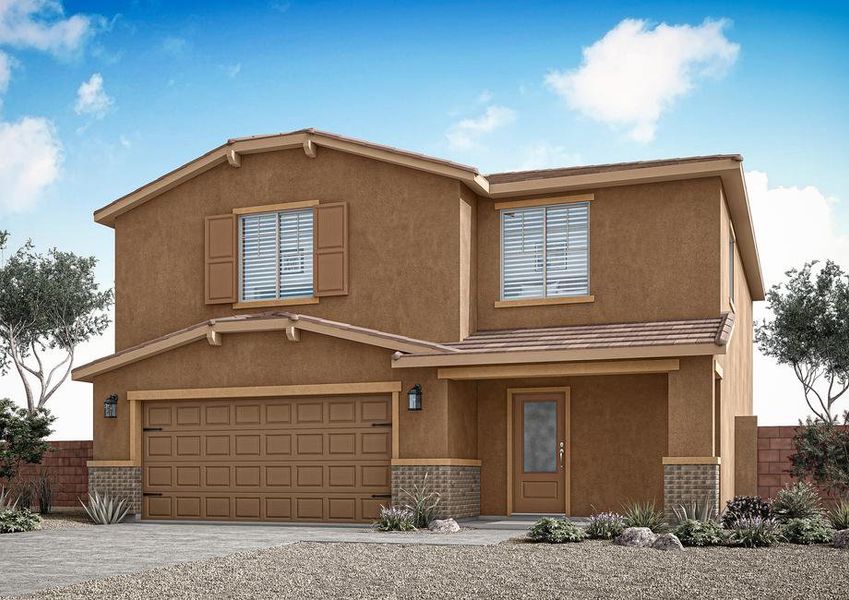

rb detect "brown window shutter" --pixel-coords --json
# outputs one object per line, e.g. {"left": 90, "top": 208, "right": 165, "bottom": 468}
{"left": 204, "top": 214, "right": 237, "bottom": 304}
{"left": 314, "top": 202, "right": 348, "bottom": 296}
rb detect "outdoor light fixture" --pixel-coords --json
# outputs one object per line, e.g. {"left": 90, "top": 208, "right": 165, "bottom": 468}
{"left": 407, "top": 384, "right": 422, "bottom": 411}
{"left": 104, "top": 394, "right": 118, "bottom": 419}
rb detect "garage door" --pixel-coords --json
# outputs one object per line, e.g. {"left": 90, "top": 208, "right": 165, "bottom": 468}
{"left": 141, "top": 394, "right": 392, "bottom": 522}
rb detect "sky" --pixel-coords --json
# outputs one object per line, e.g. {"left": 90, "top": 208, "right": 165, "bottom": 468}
{"left": 1, "top": 0, "right": 849, "bottom": 439}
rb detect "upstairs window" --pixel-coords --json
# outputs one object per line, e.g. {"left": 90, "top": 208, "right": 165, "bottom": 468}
{"left": 501, "top": 202, "right": 589, "bottom": 300}
{"left": 240, "top": 208, "right": 314, "bottom": 301}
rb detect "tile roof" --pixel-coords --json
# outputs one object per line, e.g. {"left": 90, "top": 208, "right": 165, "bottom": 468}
{"left": 443, "top": 314, "right": 734, "bottom": 354}
{"left": 486, "top": 154, "right": 743, "bottom": 184}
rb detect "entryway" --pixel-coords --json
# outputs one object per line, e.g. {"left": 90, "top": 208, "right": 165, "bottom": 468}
{"left": 509, "top": 388, "right": 570, "bottom": 515}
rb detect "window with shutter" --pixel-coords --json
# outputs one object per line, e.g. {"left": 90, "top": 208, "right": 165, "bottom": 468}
{"left": 501, "top": 202, "right": 589, "bottom": 300}
{"left": 239, "top": 208, "right": 314, "bottom": 301}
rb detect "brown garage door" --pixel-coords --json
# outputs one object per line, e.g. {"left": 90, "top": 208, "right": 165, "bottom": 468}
{"left": 142, "top": 394, "right": 391, "bottom": 522}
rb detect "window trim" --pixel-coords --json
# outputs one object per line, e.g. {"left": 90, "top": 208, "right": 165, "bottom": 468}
{"left": 236, "top": 203, "right": 317, "bottom": 306}
{"left": 497, "top": 199, "right": 591, "bottom": 305}
{"left": 728, "top": 222, "right": 736, "bottom": 311}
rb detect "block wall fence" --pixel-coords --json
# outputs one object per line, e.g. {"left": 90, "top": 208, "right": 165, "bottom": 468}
{"left": 15, "top": 441, "right": 93, "bottom": 507}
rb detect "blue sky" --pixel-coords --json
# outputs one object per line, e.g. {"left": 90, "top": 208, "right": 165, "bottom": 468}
{"left": 1, "top": 1, "right": 849, "bottom": 436}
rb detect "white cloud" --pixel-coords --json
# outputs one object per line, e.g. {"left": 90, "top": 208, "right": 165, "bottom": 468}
{"left": 74, "top": 72, "right": 113, "bottom": 118}
{"left": 0, "top": 50, "right": 11, "bottom": 94}
{"left": 747, "top": 170, "right": 849, "bottom": 424}
{"left": 160, "top": 35, "right": 189, "bottom": 57}
{"left": 0, "top": 0, "right": 99, "bottom": 56}
{"left": 446, "top": 105, "right": 516, "bottom": 150}
{"left": 477, "top": 89, "right": 492, "bottom": 103}
{"left": 514, "top": 142, "right": 581, "bottom": 171}
{"left": 545, "top": 18, "right": 739, "bottom": 142}
{"left": 0, "top": 116, "right": 62, "bottom": 213}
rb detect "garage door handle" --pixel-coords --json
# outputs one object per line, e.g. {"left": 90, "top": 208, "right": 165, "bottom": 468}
{"left": 143, "top": 492, "right": 163, "bottom": 497}
{"left": 371, "top": 494, "right": 391, "bottom": 499}
{"left": 143, "top": 427, "right": 163, "bottom": 432}
{"left": 371, "top": 422, "right": 392, "bottom": 427}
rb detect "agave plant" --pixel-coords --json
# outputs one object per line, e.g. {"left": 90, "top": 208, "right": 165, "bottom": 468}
{"left": 622, "top": 500, "right": 666, "bottom": 532}
{"left": 0, "top": 486, "right": 19, "bottom": 511}
{"left": 81, "top": 490, "right": 131, "bottom": 525}
{"left": 672, "top": 495, "right": 718, "bottom": 524}
{"left": 400, "top": 473, "right": 441, "bottom": 529}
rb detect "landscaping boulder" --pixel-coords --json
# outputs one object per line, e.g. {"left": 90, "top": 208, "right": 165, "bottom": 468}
{"left": 652, "top": 533, "right": 684, "bottom": 551}
{"left": 834, "top": 529, "right": 849, "bottom": 549}
{"left": 429, "top": 518, "right": 460, "bottom": 533}
{"left": 614, "top": 527, "right": 657, "bottom": 547}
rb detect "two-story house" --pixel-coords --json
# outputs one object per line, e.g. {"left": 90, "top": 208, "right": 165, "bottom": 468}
{"left": 72, "top": 128, "right": 763, "bottom": 523}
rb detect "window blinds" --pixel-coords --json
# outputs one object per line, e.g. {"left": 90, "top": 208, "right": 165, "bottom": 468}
{"left": 501, "top": 202, "right": 589, "bottom": 300}
{"left": 240, "top": 208, "right": 314, "bottom": 301}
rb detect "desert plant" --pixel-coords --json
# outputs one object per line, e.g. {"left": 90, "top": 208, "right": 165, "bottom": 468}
{"left": 727, "top": 516, "right": 781, "bottom": 548}
{"left": 781, "top": 517, "right": 834, "bottom": 544}
{"left": 81, "top": 490, "right": 130, "bottom": 525}
{"left": 586, "top": 511, "right": 625, "bottom": 540}
{"left": 771, "top": 481, "right": 824, "bottom": 522}
{"left": 0, "top": 485, "right": 18, "bottom": 510}
{"left": 0, "top": 508, "right": 41, "bottom": 533}
{"left": 14, "top": 480, "right": 33, "bottom": 510}
{"left": 674, "top": 519, "right": 726, "bottom": 547}
{"left": 400, "top": 474, "right": 440, "bottom": 529}
{"left": 528, "top": 517, "right": 587, "bottom": 543}
{"left": 827, "top": 499, "right": 849, "bottom": 530}
{"left": 672, "top": 496, "right": 718, "bottom": 524}
{"left": 721, "top": 495, "right": 772, "bottom": 528}
{"left": 790, "top": 416, "right": 849, "bottom": 497}
{"left": 35, "top": 470, "right": 52, "bottom": 515}
{"left": 374, "top": 505, "right": 416, "bottom": 532}
{"left": 0, "top": 398, "right": 55, "bottom": 480}
{"left": 622, "top": 500, "right": 666, "bottom": 532}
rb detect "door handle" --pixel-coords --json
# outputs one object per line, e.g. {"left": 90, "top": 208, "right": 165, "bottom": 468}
{"left": 559, "top": 441, "right": 565, "bottom": 468}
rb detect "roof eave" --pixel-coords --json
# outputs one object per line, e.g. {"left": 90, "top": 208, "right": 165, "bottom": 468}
{"left": 391, "top": 342, "right": 726, "bottom": 369}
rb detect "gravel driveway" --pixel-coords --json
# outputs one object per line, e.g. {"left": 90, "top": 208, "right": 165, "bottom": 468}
{"left": 18, "top": 540, "right": 849, "bottom": 600}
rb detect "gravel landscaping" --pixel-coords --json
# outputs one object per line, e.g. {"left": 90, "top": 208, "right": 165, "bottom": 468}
{"left": 18, "top": 539, "right": 849, "bottom": 600}
{"left": 37, "top": 512, "right": 93, "bottom": 531}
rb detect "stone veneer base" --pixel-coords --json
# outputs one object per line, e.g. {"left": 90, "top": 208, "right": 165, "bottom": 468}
{"left": 391, "top": 465, "right": 481, "bottom": 519}
{"left": 88, "top": 466, "right": 143, "bottom": 516}
{"left": 663, "top": 463, "right": 720, "bottom": 520}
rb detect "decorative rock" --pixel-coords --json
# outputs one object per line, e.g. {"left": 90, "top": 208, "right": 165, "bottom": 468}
{"left": 834, "top": 529, "right": 849, "bottom": 549}
{"left": 652, "top": 533, "right": 684, "bottom": 551}
{"left": 614, "top": 527, "right": 657, "bottom": 547}
{"left": 428, "top": 518, "right": 460, "bottom": 533}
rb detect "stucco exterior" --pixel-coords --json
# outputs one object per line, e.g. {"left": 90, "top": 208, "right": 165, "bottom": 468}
{"left": 75, "top": 129, "right": 762, "bottom": 521}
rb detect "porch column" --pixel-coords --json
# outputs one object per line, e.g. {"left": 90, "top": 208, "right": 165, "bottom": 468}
{"left": 664, "top": 356, "right": 720, "bottom": 519}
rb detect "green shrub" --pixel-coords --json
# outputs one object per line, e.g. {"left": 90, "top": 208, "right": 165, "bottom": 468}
{"left": 674, "top": 519, "right": 726, "bottom": 547}
{"left": 528, "top": 517, "right": 587, "bottom": 543}
{"left": 727, "top": 516, "right": 781, "bottom": 548}
{"left": 81, "top": 491, "right": 131, "bottom": 525}
{"left": 586, "top": 512, "right": 625, "bottom": 540}
{"left": 827, "top": 499, "right": 849, "bottom": 530}
{"left": 622, "top": 500, "right": 666, "bottom": 532}
{"left": 721, "top": 495, "right": 772, "bottom": 528}
{"left": 400, "top": 474, "right": 441, "bottom": 529}
{"left": 781, "top": 517, "right": 834, "bottom": 544}
{"left": 374, "top": 506, "right": 416, "bottom": 531}
{"left": 772, "top": 481, "right": 824, "bottom": 522}
{"left": 0, "top": 508, "right": 42, "bottom": 533}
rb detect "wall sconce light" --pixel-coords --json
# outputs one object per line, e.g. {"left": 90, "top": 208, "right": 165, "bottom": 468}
{"left": 407, "top": 384, "right": 422, "bottom": 411}
{"left": 104, "top": 394, "right": 118, "bottom": 418}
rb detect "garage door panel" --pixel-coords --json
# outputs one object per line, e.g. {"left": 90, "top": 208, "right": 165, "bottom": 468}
{"left": 143, "top": 395, "right": 391, "bottom": 522}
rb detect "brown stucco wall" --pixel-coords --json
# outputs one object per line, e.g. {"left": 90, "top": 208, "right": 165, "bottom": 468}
{"left": 475, "top": 178, "right": 723, "bottom": 331}
{"left": 476, "top": 374, "right": 667, "bottom": 516}
{"left": 667, "top": 356, "right": 715, "bottom": 457}
{"left": 113, "top": 147, "right": 469, "bottom": 350}
{"left": 91, "top": 331, "right": 446, "bottom": 461}
{"left": 715, "top": 192, "right": 755, "bottom": 502}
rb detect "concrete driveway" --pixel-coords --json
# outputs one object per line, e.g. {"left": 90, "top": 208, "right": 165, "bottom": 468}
{"left": 0, "top": 521, "right": 522, "bottom": 598}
